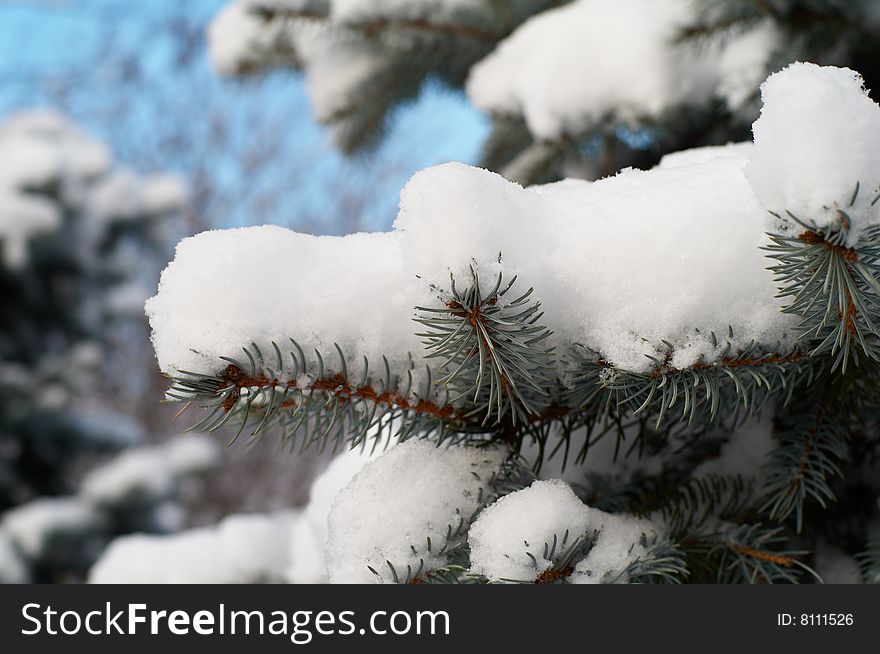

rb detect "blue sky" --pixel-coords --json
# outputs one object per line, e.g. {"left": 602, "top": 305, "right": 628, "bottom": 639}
{"left": 0, "top": 0, "right": 489, "bottom": 234}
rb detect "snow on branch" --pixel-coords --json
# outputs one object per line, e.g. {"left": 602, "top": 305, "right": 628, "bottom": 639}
{"left": 148, "top": 64, "right": 880, "bottom": 450}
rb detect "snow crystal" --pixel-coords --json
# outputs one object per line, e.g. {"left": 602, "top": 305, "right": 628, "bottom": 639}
{"left": 1, "top": 497, "right": 104, "bottom": 560}
{"left": 325, "top": 439, "right": 506, "bottom": 583}
{"left": 468, "top": 479, "right": 655, "bottom": 583}
{"left": 570, "top": 511, "right": 654, "bottom": 585}
{"left": 746, "top": 63, "right": 880, "bottom": 243}
{"left": 88, "top": 512, "right": 297, "bottom": 583}
{"left": 468, "top": 479, "right": 593, "bottom": 582}
{"left": 466, "top": 0, "right": 717, "bottom": 140}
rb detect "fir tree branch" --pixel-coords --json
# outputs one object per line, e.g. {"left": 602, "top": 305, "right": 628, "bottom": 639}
{"left": 767, "top": 192, "right": 880, "bottom": 372}
{"left": 415, "top": 266, "right": 556, "bottom": 426}
{"left": 759, "top": 380, "right": 849, "bottom": 532}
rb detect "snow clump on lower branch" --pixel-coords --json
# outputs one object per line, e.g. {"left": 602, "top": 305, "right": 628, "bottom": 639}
{"left": 468, "top": 479, "right": 657, "bottom": 584}
{"left": 325, "top": 439, "right": 507, "bottom": 583}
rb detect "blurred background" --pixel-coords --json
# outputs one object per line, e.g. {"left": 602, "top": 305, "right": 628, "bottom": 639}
{"left": 2, "top": 0, "right": 878, "bottom": 583}
{"left": 0, "top": 0, "right": 487, "bottom": 583}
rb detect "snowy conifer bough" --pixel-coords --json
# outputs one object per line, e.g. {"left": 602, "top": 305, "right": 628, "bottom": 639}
{"left": 149, "top": 64, "right": 880, "bottom": 584}
{"left": 207, "top": 0, "right": 880, "bottom": 183}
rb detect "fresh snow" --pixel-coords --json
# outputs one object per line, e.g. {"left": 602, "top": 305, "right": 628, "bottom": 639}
{"left": 0, "top": 192, "right": 60, "bottom": 268}
{"left": 147, "top": 227, "right": 411, "bottom": 377}
{"left": 745, "top": 63, "right": 880, "bottom": 244}
{"left": 285, "top": 444, "right": 378, "bottom": 583}
{"left": 81, "top": 435, "right": 219, "bottom": 508}
{"left": 716, "top": 21, "right": 780, "bottom": 111}
{"left": 1, "top": 497, "right": 104, "bottom": 560}
{"left": 466, "top": 0, "right": 716, "bottom": 140}
{"left": 88, "top": 512, "right": 297, "bottom": 583}
{"left": 148, "top": 151, "right": 788, "bottom": 376}
{"left": 0, "top": 529, "right": 28, "bottom": 584}
{"left": 150, "top": 64, "right": 880, "bottom": 378}
{"left": 468, "top": 479, "right": 656, "bottom": 583}
{"left": 209, "top": 0, "right": 781, "bottom": 143}
{"left": 332, "top": 0, "right": 481, "bottom": 23}
{"left": 324, "top": 439, "right": 506, "bottom": 583}
{"left": 0, "top": 110, "right": 187, "bottom": 268}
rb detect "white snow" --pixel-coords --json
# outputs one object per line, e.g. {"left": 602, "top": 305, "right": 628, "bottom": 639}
{"left": 149, "top": 64, "right": 875, "bottom": 385}
{"left": 1, "top": 497, "right": 104, "bottom": 560}
{"left": 164, "top": 435, "right": 221, "bottom": 475}
{"left": 716, "top": 21, "right": 780, "bottom": 111}
{"left": 814, "top": 542, "right": 861, "bottom": 584}
{"left": 88, "top": 512, "right": 297, "bottom": 583}
{"left": 0, "top": 529, "right": 29, "bottom": 584}
{"left": 285, "top": 444, "right": 378, "bottom": 583}
{"left": 146, "top": 226, "right": 412, "bottom": 377}
{"left": 466, "top": 0, "right": 717, "bottom": 140}
{"left": 207, "top": 0, "right": 280, "bottom": 75}
{"left": 332, "top": 0, "right": 483, "bottom": 25}
{"left": 302, "top": 39, "right": 390, "bottom": 124}
{"left": 468, "top": 479, "right": 655, "bottom": 583}
{"left": 324, "top": 439, "right": 506, "bottom": 583}
{"left": 148, "top": 154, "right": 790, "bottom": 377}
{"left": 0, "top": 110, "right": 186, "bottom": 268}
{"left": 658, "top": 142, "right": 754, "bottom": 169}
{"left": 88, "top": 169, "right": 188, "bottom": 225}
{"left": 746, "top": 63, "right": 880, "bottom": 243}
{"left": 81, "top": 436, "right": 219, "bottom": 508}
{"left": 694, "top": 412, "right": 775, "bottom": 480}
{"left": 0, "top": 192, "right": 60, "bottom": 268}
{"left": 0, "top": 109, "right": 110, "bottom": 192}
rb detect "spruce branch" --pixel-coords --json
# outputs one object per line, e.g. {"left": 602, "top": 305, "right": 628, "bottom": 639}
{"left": 685, "top": 523, "right": 817, "bottom": 583}
{"left": 612, "top": 536, "right": 689, "bottom": 584}
{"left": 766, "top": 197, "right": 880, "bottom": 372}
{"left": 415, "top": 266, "right": 556, "bottom": 426}
{"left": 567, "top": 338, "right": 815, "bottom": 429}
{"left": 856, "top": 538, "right": 880, "bottom": 584}
{"left": 166, "top": 340, "right": 460, "bottom": 451}
{"left": 759, "top": 382, "right": 849, "bottom": 532}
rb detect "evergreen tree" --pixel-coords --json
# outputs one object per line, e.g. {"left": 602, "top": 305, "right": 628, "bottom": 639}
{"left": 0, "top": 110, "right": 218, "bottom": 583}
{"left": 207, "top": 0, "right": 880, "bottom": 183}
{"left": 144, "top": 57, "right": 880, "bottom": 583}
